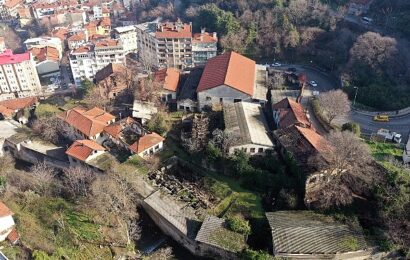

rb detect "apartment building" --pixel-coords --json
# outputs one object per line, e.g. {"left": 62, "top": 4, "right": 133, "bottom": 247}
{"left": 69, "top": 39, "right": 126, "bottom": 85}
{"left": 136, "top": 20, "right": 217, "bottom": 69}
{"left": 24, "top": 37, "right": 63, "bottom": 58}
{"left": 113, "top": 25, "right": 137, "bottom": 54}
{"left": 0, "top": 49, "right": 42, "bottom": 101}
{"left": 192, "top": 29, "right": 217, "bottom": 66}
{"left": 0, "top": 0, "right": 23, "bottom": 21}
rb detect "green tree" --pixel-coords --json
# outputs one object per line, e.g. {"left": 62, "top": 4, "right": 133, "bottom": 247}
{"left": 195, "top": 4, "right": 240, "bottom": 36}
{"left": 226, "top": 215, "right": 251, "bottom": 236}
{"left": 146, "top": 112, "right": 170, "bottom": 136}
{"left": 342, "top": 122, "right": 361, "bottom": 136}
{"left": 241, "top": 249, "right": 273, "bottom": 260}
{"left": 206, "top": 143, "right": 221, "bottom": 162}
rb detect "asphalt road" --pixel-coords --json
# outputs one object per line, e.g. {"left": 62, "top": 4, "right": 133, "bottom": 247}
{"left": 272, "top": 64, "right": 410, "bottom": 142}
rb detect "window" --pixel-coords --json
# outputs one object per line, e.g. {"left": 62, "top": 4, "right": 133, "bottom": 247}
{"left": 179, "top": 105, "right": 184, "bottom": 110}
{"left": 243, "top": 148, "right": 247, "bottom": 152}
{"left": 250, "top": 148, "right": 255, "bottom": 153}
{"left": 155, "top": 145, "right": 160, "bottom": 149}
{"left": 258, "top": 148, "right": 264, "bottom": 153}
{"left": 234, "top": 99, "right": 241, "bottom": 103}
{"left": 206, "top": 96, "right": 211, "bottom": 101}
{"left": 219, "top": 98, "right": 223, "bottom": 103}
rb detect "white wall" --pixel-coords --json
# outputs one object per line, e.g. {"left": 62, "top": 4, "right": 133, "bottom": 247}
{"left": 197, "top": 84, "right": 252, "bottom": 110}
{"left": 229, "top": 143, "right": 274, "bottom": 156}
{"left": 0, "top": 215, "right": 15, "bottom": 241}
{"left": 138, "top": 141, "right": 163, "bottom": 158}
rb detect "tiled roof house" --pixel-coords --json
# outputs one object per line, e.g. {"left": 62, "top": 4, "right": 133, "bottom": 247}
{"left": 196, "top": 51, "right": 256, "bottom": 110}
{"left": 58, "top": 107, "right": 115, "bottom": 140}
{"left": 153, "top": 68, "right": 180, "bottom": 102}
{"left": 271, "top": 98, "right": 312, "bottom": 129}
{"left": 66, "top": 139, "right": 106, "bottom": 163}
{"left": 0, "top": 201, "right": 19, "bottom": 244}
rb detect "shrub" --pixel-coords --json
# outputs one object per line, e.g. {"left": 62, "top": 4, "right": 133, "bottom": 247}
{"left": 35, "top": 104, "right": 60, "bottom": 118}
{"left": 146, "top": 112, "right": 170, "bottom": 136}
{"left": 206, "top": 143, "right": 221, "bottom": 162}
{"left": 240, "top": 249, "right": 273, "bottom": 260}
{"left": 226, "top": 215, "right": 251, "bottom": 236}
{"left": 342, "top": 122, "right": 361, "bottom": 136}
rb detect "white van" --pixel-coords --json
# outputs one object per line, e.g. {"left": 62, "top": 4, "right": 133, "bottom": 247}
{"left": 361, "top": 17, "right": 373, "bottom": 24}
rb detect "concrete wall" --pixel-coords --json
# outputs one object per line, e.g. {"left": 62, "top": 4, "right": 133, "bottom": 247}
{"left": 198, "top": 85, "right": 252, "bottom": 110}
{"left": 229, "top": 143, "right": 274, "bottom": 156}
{"left": 0, "top": 215, "right": 14, "bottom": 241}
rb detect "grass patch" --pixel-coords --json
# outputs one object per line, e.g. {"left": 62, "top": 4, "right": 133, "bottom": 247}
{"left": 366, "top": 140, "right": 403, "bottom": 161}
{"left": 5, "top": 195, "right": 111, "bottom": 259}
{"left": 205, "top": 173, "right": 264, "bottom": 219}
{"left": 208, "top": 228, "right": 247, "bottom": 252}
{"left": 34, "top": 103, "right": 61, "bottom": 118}
{"left": 122, "top": 155, "right": 150, "bottom": 175}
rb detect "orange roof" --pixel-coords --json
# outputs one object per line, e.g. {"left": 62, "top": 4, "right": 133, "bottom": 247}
{"left": 0, "top": 201, "right": 13, "bottom": 217}
{"left": 103, "top": 117, "right": 136, "bottom": 139}
{"left": 129, "top": 132, "right": 164, "bottom": 154}
{"left": 72, "top": 45, "right": 93, "bottom": 54}
{"left": 0, "top": 105, "right": 14, "bottom": 118}
{"left": 192, "top": 32, "right": 217, "bottom": 43}
{"left": 295, "top": 126, "right": 329, "bottom": 154}
{"left": 68, "top": 32, "right": 86, "bottom": 42}
{"left": 102, "top": 7, "right": 110, "bottom": 13}
{"left": 155, "top": 22, "right": 192, "bottom": 39}
{"left": 58, "top": 107, "right": 115, "bottom": 137}
{"left": 94, "top": 39, "right": 119, "bottom": 48}
{"left": 154, "top": 68, "right": 180, "bottom": 92}
{"left": 52, "top": 28, "right": 69, "bottom": 41}
{"left": 29, "top": 46, "right": 60, "bottom": 62}
{"left": 66, "top": 139, "right": 105, "bottom": 161}
{"left": 6, "top": 228, "right": 19, "bottom": 244}
{"left": 17, "top": 6, "right": 31, "bottom": 18}
{"left": 272, "top": 98, "right": 311, "bottom": 129}
{"left": 0, "top": 97, "right": 38, "bottom": 110}
{"left": 197, "top": 51, "right": 255, "bottom": 96}
{"left": 4, "top": 0, "right": 23, "bottom": 9}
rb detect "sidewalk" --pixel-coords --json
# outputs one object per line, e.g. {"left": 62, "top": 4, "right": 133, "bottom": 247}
{"left": 352, "top": 106, "right": 410, "bottom": 118}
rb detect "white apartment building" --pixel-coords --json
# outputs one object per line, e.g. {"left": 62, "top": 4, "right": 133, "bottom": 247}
{"left": 69, "top": 39, "right": 126, "bottom": 85}
{"left": 24, "top": 37, "right": 63, "bottom": 58}
{"left": 136, "top": 19, "right": 218, "bottom": 69}
{"left": 0, "top": 49, "right": 42, "bottom": 101}
{"left": 192, "top": 29, "right": 217, "bottom": 66}
{"left": 114, "top": 25, "right": 137, "bottom": 54}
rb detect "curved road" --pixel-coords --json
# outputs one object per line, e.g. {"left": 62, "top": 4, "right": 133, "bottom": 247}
{"left": 273, "top": 64, "right": 410, "bottom": 141}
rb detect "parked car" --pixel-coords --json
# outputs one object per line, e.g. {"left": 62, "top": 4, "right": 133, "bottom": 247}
{"left": 373, "top": 115, "right": 389, "bottom": 122}
{"left": 361, "top": 17, "right": 373, "bottom": 24}
{"left": 309, "top": 80, "right": 318, "bottom": 87}
{"left": 271, "top": 62, "right": 282, "bottom": 67}
{"left": 287, "top": 67, "right": 297, "bottom": 73}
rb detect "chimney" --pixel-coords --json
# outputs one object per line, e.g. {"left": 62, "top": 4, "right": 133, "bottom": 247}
{"left": 201, "top": 27, "right": 205, "bottom": 34}
{"left": 212, "top": 32, "right": 217, "bottom": 39}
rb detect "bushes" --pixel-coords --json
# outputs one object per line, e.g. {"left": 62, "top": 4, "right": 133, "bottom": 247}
{"left": 146, "top": 112, "right": 171, "bottom": 136}
{"left": 226, "top": 215, "right": 251, "bottom": 236}
{"left": 240, "top": 249, "right": 273, "bottom": 260}
{"left": 342, "top": 122, "right": 361, "bottom": 136}
{"left": 34, "top": 103, "right": 60, "bottom": 118}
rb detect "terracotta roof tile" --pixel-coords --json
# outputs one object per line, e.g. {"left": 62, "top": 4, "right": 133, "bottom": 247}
{"left": 52, "top": 28, "right": 69, "bottom": 41}
{"left": 68, "top": 32, "right": 86, "bottom": 42}
{"left": 6, "top": 228, "right": 19, "bottom": 244}
{"left": 72, "top": 45, "right": 94, "bottom": 54}
{"left": 66, "top": 139, "right": 105, "bottom": 161}
{"left": 154, "top": 68, "right": 180, "bottom": 92}
{"left": 0, "top": 201, "right": 13, "bottom": 217}
{"left": 197, "top": 52, "right": 255, "bottom": 96}
{"left": 0, "top": 97, "right": 38, "bottom": 110}
{"left": 129, "top": 132, "right": 164, "bottom": 154}
{"left": 155, "top": 22, "right": 192, "bottom": 39}
{"left": 29, "top": 46, "right": 60, "bottom": 62}
{"left": 58, "top": 106, "right": 115, "bottom": 137}
{"left": 272, "top": 98, "right": 311, "bottom": 129}
{"left": 4, "top": 0, "right": 23, "bottom": 9}
{"left": 103, "top": 117, "right": 136, "bottom": 139}
{"left": 295, "top": 126, "right": 329, "bottom": 154}
{"left": 192, "top": 32, "right": 217, "bottom": 43}
{"left": 94, "top": 39, "right": 120, "bottom": 48}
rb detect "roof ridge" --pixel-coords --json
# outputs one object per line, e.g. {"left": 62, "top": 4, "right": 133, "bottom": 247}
{"left": 223, "top": 51, "right": 233, "bottom": 86}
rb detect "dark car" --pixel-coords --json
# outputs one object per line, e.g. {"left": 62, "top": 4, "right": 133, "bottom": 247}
{"left": 287, "top": 67, "right": 297, "bottom": 73}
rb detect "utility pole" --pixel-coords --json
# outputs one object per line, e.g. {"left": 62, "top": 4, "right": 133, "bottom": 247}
{"left": 353, "top": 86, "right": 359, "bottom": 107}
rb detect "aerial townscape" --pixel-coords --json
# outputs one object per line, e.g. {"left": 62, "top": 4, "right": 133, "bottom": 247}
{"left": 0, "top": 0, "right": 409, "bottom": 259}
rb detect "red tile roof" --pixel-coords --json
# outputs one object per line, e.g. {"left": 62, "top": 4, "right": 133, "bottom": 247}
{"left": 4, "top": 0, "right": 23, "bottom": 9}
{"left": 154, "top": 68, "right": 180, "bottom": 92}
{"left": 129, "top": 132, "right": 164, "bottom": 154}
{"left": 72, "top": 45, "right": 94, "bottom": 54}
{"left": 295, "top": 126, "right": 329, "bottom": 154}
{"left": 155, "top": 22, "right": 192, "bottom": 39}
{"left": 197, "top": 51, "right": 256, "bottom": 96}
{"left": 94, "top": 39, "right": 119, "bottom": 48}
{"left": 192, "top": 32, "right": 217, "bottom": 43}
{"left": 0, "top": 97, "right": 38, "bottom": 110}
{"left": 58, "top": 107, "right": 115, "bottom": 137}
{"left": 6, "top": 228, "right": 19, "bottom": 244}
{"left": 68, "top": 32, "right": 86, "bottom": 42}
{"left": 0, "top": 202, "right": 13, "bottom": 217}
{"left": 29, "top": 46, "right": 60, "bottom": 62}
{"left": 0, "top": 49, "right": 30, "bottom": 65}
{"left": 103, "top": 117, "right": 136, "bottom": 139}
{"left": 272, "top": 98, "right": 311, "bottom": 129}
{"left": 66, "top": 139, "right": 105, "bottom": 161}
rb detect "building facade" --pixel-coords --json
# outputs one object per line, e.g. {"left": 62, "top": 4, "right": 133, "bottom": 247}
{"left": 69, "top": 39, "right": 126, "bottom": 85}
{"left": 136, "top": 19, "right": 217, "bottom": 69}
{"left": 114, "top": 25, "right": 138, "bottom": 54}
{"left": 192, "top": 29, "right": 217, "bottom": 66}
{"left": 0, "top": 49, "right": 42, "bottom": 101}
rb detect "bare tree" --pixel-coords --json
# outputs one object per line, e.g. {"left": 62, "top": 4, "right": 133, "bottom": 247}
{"left": 63, "top": 166, "right": 95, "bottom": 198}
{"left": 32, "top": 117, "right": 82, "bottom": 144}
{"left": 134, "top": 77, "right": 162, "bottom": 105}
{"left": 317, "top": 90, "right": 350, "bottom": 124}
{"left": 30, "top": 162, "right": 56, "bottom": 196}
{"left": 268, "top": 72, "right": 285, "bottom": 90}
{"left": 305, "top": 131, "right": 377, "bottom": 209}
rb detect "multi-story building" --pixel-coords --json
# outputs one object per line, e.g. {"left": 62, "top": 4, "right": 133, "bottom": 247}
{"left": 92, "top": 5, "right": 109, "bottom": 20}
{"left": 192, "top": 29, "right": 217, "bottom": 66}
{"left": 69, "top": 39, "right": 126, "bottom": 85}
{"left": 0, "top": 0, "right": 23, "bottom": 21}
{"left": 0, "top": 48, "right": 42, "bottom": 101}
{"left": 136, "top": 20, "right": 217, "bottom": 69}
{"left": 113, "top": 25, "right": 137, "bottom": 54}
{"left": 24, "top": 37, "right": 63, "bottom": 58}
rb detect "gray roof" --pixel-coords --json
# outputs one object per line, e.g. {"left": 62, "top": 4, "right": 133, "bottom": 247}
{"left": 223, "top": 102, "right": 273, "bottom": 147}
{"left": 195, "top": 216, "right": 246, "bottom": 253}
{"left": 265, "top": 211, "right": 368, "bottom": 255}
